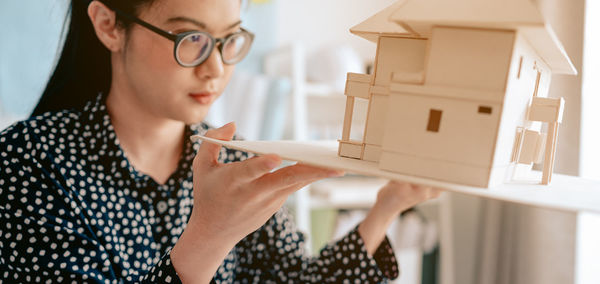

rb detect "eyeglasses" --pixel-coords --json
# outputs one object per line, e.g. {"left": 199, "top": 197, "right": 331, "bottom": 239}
{"left": 108, "top": 5, "right": 254, "bottom": 67}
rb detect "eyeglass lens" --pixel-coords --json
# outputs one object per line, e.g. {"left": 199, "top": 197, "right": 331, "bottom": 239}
{"left": 176, "top": 32, "right": 252, "bottom": 66}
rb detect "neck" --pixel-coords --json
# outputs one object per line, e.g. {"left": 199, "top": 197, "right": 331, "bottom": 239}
{"left": 106, "top": 87, "right": 185, "bottom": 185}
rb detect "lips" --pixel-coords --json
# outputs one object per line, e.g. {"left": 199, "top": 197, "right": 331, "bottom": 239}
{"left": 189, "top": 92, "right": 214, "bottom": 105}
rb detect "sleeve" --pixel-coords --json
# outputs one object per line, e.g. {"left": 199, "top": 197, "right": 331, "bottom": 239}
{"left": 0, "top": 123, "right": 180, "bottom": 283}
{"left": 236, "top": 208, "right": 399, "bottom": 283}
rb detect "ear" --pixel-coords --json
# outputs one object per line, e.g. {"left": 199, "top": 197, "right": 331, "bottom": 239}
{"left": 87, "top": 0, "right": 126, "bottom": 52}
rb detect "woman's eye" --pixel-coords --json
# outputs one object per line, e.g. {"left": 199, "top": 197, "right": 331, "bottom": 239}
{"left": 190, "top": 35, "right": 201, "bottom": 42}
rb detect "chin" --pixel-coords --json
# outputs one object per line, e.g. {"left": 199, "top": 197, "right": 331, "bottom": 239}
{"left": 178, "top": 109, "right": 210, "bottom": 125}
{"left": 169, "top": 95, "right": 218, "bottom": 124}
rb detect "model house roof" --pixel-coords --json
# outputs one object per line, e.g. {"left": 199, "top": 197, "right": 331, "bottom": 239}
{"left": 349, "top": 1, "right": 412, "bottom": 42}
{"left": 350, "top": 0, "right": 576, "bottom": 75}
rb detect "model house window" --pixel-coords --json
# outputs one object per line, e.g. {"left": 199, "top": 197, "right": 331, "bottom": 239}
{"left": 478, "top": 106, "right": 493, "bottom": 114}
{"left": 427, "top": 109, "right": 442, "bottom": 132}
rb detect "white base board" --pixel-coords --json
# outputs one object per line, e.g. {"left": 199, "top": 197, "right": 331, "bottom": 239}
{"left": 191, "top": 136, "right": 600, "bottom": 214}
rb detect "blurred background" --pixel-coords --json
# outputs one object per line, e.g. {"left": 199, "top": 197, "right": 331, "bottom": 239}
{"left": 1, "top": 0, "right": 599, "bottom": 283}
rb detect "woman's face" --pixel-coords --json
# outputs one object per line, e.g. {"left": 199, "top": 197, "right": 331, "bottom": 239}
{"left": 118, "top": 0, "right": 241, "bottom": 124}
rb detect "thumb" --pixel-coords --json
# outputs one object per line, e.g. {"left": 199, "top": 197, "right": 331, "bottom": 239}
{"left": 194, "top": 122, "right": 237, "bottom": 168}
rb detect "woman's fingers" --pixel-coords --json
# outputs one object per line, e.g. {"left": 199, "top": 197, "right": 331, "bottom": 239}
{"left": 275, "top": 180, "right": 316, "bottom": 197}
{"left": 386, "top": 180, "right": 412, "bottom": 191}
{"left": 377, "top": 181, "right": 444, "bottom": 207}
{"left": 429, "top": 187, "right": 444, "bottom": 198}
{"left": 411, "top": 184, "right": 444, "bottom": 199}
{"left": 252, "top": 163, "right": 344, "bottom": 192}
{"left": 194, "top": 122, "right": 237, "bottom": 169}
{"left": 224, "top": 154, "right": 283, "bottom": 184}
{"left": 388, "top": 181, "right": 442, "bottom": 196}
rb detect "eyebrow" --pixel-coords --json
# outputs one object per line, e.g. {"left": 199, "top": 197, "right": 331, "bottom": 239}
{"left": 166, "top": 17, "right": 242, "bottom": 32}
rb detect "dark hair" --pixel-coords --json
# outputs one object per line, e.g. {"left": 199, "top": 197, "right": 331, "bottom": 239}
{"left": 31, "top": 0, "right": 155, "bottom": 117}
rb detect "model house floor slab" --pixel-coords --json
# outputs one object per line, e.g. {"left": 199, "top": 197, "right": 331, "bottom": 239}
{"left": 192, "top": 135, "right": 600, "bottom": 214}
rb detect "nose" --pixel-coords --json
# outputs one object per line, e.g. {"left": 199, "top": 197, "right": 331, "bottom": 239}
{"left": 194, "top": 47, "right": 225, "bottom": 79}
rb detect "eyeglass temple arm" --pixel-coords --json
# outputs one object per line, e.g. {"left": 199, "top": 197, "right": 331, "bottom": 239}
{"left": 110, "top": 7, "right": 178, "bottom": 42}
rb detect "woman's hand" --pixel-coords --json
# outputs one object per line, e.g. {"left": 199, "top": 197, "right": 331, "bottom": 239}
{"left": 171, "top": 123, "right": 343, "bottom": 284}
{"left": 359, "top": 181, "right": 443, "bottom": 255}
{"left": 374, "top": 181, "right": 442, "bottom": 218}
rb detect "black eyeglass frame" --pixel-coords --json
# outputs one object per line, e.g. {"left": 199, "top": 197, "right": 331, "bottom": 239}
{"left": 107, "top": 5, "right": 255, "bottom": 67}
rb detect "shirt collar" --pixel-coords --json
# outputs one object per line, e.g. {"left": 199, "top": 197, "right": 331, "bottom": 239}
{"left": 80, "top": 93, "right": 209, "bottom": 193}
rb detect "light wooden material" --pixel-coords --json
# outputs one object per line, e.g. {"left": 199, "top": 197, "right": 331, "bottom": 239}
{"left": 392, "top": 71, "right": 425, "bottom": 84}
{"left": 389, "top": 83, "right": 505, "bottom": 103}
{"left": 379, "top": 150, "right": 492, "bottom": 187}
{"left": 534, "top": 133, "right": 547, "bottom": 164}
{"left": 386, "top": 0, "right": 576, "bottom": 75}
{"left": 340, "top": 73, "right": 373, "bottom": 158}
{"left": 190, "top": 136, "right": 600, "bottom": 214}
{"left": 517, "top": 130, "right": 542, "bottom": 165}
{"left": 542, "top": 122, "right": 559, "bottom": 185}
{"left": 339, "top": 141, "right": 363, "bottom": 159}
{"left": 349, "top": 0, "right": 412, "bottom": 42}
{"left": 528, "top": 97, "right": 565, "bottom": 123}
{"left": 345, "top": 76, "right": 371, "bottom": 99}
{"left": 362, "top": 144, "right": 382, "bottom": 162}
{"left": 390, "top": 0, "right": 545, "bottom": 30}
{"left": 340, "top": 96, "right": 355, "bottom": 141}
{"left": 363, "top": 93, "right": 389, "bottom": 146}
{"left": 511, "top": 128, "right": 524, "bottom": 163}
{"left": 424, "top": 27, "right": 515, "bottom": 92}
{"left": 351, "top": 0, "right": 576, "bottom": 75}
{"left": 336, "top": 0, "right": 576, "bottom": 187}
{"left": 347, "top": 72, "right": 372, "bottom": 83}
{"left": 525, "top": 97, "right": 564, "bottom": 184}
{"left": 490, "top": 34, "right": 550, "bottom": 170}
{"left": 381, "top": 94, "right": 501, "bottom": 168}
{"left": 373, "top": 37, "right": 427, "bottom": 87}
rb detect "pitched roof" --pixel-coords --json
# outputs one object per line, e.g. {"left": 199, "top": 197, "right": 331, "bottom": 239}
{"left": 349, "top": 1, "right": 412, "bottom": 42}
{"left": 350, "top": 0, "right": 576, "bottom": 74}
{"left": 389, "top": 0, "right": 545, "bottom": 31}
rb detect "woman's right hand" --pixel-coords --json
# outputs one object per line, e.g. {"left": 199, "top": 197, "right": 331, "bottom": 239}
{"left": 190, "top": 122, "right": 341, "bottom": 243}
{"left": 171, "top": 123, "right": 343, "bottom": 283}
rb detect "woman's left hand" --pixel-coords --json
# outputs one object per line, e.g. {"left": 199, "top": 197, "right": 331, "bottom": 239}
{"left": 358, "top": 181, "right": 443, "bottom": 255}
{"left": 374, "top": 181, "right": 442, "bottom": 218}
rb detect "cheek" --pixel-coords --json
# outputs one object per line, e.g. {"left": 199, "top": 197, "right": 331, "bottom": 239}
{"left": 125, "top": 32, "right": 183, "bottom": 90}
{"left": 218, "top": 65, "right": 236, "bottom": 91}
{"left": 126, "top": 28, "right": 179, "bottom": 71}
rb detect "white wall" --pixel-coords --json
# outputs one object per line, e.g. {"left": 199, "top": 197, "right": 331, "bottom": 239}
{"left": 538, "top": 0, "right": 585, "bottom": 176}
{"left": 580, "top": 0, "right": 600, "bottom": 180}
{"left": 273, "top": 0, "right": 397, "bottom": 63}
{"left": 576, "top": 1, "right": 600, "bottom": 282}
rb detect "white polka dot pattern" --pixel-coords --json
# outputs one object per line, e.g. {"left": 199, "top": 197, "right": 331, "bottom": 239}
{"left": 0, "top": 94, "right": 399, "bottom": 283}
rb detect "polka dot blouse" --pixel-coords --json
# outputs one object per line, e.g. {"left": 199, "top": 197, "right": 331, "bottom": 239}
{"left": 0, "top": 94, "right": 399, "bottom": 283}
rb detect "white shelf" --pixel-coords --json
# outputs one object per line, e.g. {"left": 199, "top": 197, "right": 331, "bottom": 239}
{"left": 192, "top": 136, "right": 600, "bottom": 214}
{"left": 309, "top": 176, "right": 382, "bottom": 209}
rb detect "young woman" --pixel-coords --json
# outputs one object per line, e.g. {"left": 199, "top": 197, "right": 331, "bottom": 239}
{"left": 0, "top": 0, "right": 441, "bottom": 282}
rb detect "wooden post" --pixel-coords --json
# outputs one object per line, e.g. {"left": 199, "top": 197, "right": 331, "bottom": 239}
{"left": 341, "top": 96, "right": 355, "bottom": 141}
{"left": 542, "top": 122, "right": 559, "bottom": 185}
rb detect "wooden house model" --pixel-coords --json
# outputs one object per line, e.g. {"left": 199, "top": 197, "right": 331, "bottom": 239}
{"left": 337, "top": 0, "right": 577, "bottom": 187}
